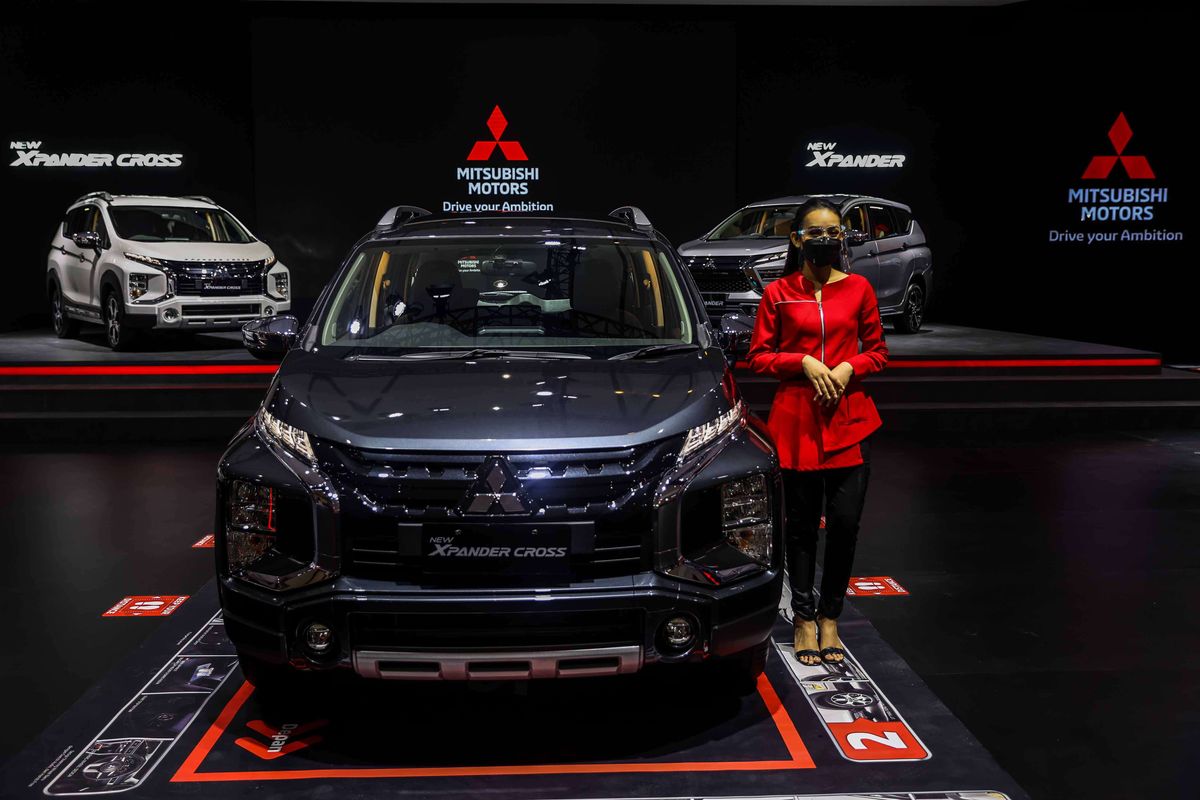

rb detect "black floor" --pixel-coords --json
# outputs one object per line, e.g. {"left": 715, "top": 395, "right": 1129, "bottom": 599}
{"left": 2, "top": 428, "right": 1197, "bottom": 798}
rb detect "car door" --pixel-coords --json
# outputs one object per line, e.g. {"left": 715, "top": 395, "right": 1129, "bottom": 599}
{"left": 60, "top": 205, "right": 97, "bottom": 306}
{"left": 841, "top": 204, "right": 879, "bottom": 288}
{"left": 866, "top": 204, "right": 906, "bottom": 310}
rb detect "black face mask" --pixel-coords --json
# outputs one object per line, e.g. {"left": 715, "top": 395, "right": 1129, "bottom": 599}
{"left": 802, "top": 237, "right": 842, "bottom": 268}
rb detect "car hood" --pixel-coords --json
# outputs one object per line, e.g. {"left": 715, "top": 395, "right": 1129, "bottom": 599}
{"left": 676, "top": 238, "right": 788, "bottom": 260}
{"left": 266, "top": 347, "right": 734, "bottom": 452}
{"left": 121, "top": 241, "right": 273, "bottom": 262}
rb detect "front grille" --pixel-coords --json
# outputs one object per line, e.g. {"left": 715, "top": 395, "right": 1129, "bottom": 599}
{"left": 181, "top": 303, "right": 260, "bottom": 317}
{"left": 350, "top": 609, "right": 643, "bottom": 650}
{"left": 322, "top": 439, "right": 680, "bottom": 583}
{"left": 161, "top": 259, "right": 266, "bottom": 297}
{"left": 691, "top": 271, "right": 755, "bottom": 294}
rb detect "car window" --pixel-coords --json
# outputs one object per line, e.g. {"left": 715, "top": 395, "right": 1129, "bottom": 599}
{"left": 708, "top": 206, "right": 800, "bottom": 240}
{"left": 63, "top": 206, "right": 91, "bottom": 237}
{"left": 867, "top": 205, "right": 898, "bottom": 240}
{"left": 319, "top": 238, "right": 694, "bottom": 355}
{"left": 842, "top": 206, "right": 868, "bottom": 236}
{"left": 891, "top": 207, "right": 912, "bottom": 236}
{"left": 107, "top": 206, "right": 255, "bottom": 243}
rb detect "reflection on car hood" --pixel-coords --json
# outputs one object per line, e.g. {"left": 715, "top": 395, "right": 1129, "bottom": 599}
{"left": 267, "top": 347, "right": 734, "bottom": 452}
{"left": 123, "top": 241, "right": 273, "bottom": 262}
{"left": 676, "top": 238, "right": 787, "bottom": 260}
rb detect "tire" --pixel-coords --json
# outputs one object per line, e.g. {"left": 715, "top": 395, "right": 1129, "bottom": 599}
{"left": 716, "top": 640, "right": 770, "bottom": 696}
{"left": 102, "top": 290, "right": 138, "bottom": 351}
{"left": 50, "top": 284, "right": 79, "bottom": 338}
{"left": 892, "top": 283, "right": 925, "bottom": 334}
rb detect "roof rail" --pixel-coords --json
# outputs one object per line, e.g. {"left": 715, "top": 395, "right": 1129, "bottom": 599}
{"left": 182, "top": 195, "right": 216, "bottom": 205}
{"left": 376, "top": 205, "right": 433, "bottom": 231}
{"left": 609, "top": 205, "right": 653, "bottom": 232}
{"left": 73, "top": 191, "right": 113, "bottom": 205}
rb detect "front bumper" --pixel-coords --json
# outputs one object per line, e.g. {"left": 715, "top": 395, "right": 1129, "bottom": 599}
{"left": 126, "top": 294, "right": 290, "bottom": 330}
{"left": 220, "top": 566, "right": 783, "bottom": 679}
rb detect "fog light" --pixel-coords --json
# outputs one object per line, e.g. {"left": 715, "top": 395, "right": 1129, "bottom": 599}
{"left": 305, "top": 622, "right": 333, "bottom": 653}
{"left": 661, "top": 616, "right": 695, "bottom": 650}
{"left": 264, "top": 306, "right": 275, "bottom": 316}
{"left": 162, "top": 308, "right": 179, "bottom": 323}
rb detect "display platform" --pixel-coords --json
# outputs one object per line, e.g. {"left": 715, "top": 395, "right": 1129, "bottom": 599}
{"left": 1, "top": 581, "right": 1027, "bottom": 800}
{"left": 3, "top": 323, "right": 1198, "bottom": 438}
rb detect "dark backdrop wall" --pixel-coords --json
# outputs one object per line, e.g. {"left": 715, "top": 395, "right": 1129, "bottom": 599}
{"left": 1, "top": 2, "right": 1192, "bottom": 361}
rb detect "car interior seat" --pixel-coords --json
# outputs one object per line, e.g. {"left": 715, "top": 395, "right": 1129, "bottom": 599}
{"left": 571, "top": 250, "right": 647, "bottom": 337}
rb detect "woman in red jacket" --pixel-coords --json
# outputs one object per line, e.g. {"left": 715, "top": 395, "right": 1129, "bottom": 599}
{"left": 747, "top": 197, "right": 888, "bottom": 666}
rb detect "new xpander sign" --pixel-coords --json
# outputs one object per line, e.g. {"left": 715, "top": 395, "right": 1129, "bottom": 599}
{"left": 443, "top": 106, "right": 553, "bottom": 214}
{"left": 805, "top": 142, "right": 906, "bottom": 169}
{"left": 1050, "top": 113, "right": 1182, "bottom": 245}
{"left": 9, "top": 141, "right": 183, "bottom": 168}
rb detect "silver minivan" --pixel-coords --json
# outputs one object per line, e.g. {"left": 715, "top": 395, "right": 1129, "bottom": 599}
{"left": 677, "top": 194, "right": 933, "bottom": 333}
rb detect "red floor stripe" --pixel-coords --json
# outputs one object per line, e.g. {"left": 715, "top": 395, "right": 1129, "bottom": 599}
{"left": 0, "top": 364, "right": 278, "bottom": 377}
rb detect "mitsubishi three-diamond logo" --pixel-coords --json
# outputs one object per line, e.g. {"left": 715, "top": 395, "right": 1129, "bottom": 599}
{"left": 467, "top": 105, "right": 528, "bottom": 161}
{"left": 460, "top": 457, "right": 532, "bottom": 514}
{"left": 1082, "top": 112, "right": 1155, "bottom": 179}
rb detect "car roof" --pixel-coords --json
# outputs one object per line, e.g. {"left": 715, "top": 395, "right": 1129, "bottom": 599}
{"left": 371, "top": 215, "right": 660, "bottom": 243}
{"left": 747, "top": 193, "right": 912, "bottom": 212}
{"left": 70, "top": 194, "right": 221, "bottom": 210}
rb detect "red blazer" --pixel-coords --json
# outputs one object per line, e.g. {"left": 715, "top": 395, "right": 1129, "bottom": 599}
{"left": 747, "top": 270, "right": 888, "bottom": 470}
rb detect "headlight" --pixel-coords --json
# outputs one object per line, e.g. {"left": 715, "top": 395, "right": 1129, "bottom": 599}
{"left": 273, "top": 272, "right": 289, "bottom": 298}
{"left": 749, "top": 251, "right": 787, "bottom": 266}
{"left": 257, "top": 406, "right": 316, "bottom": 463}
{"left": 227, "top": 480, "right": 277, "bottom": 571}
{"left": 128, "top": 273, "right": 150, "bottom": 300}
{"left": 721, "top": 474, "right": 772, "bottom": 566}
{"left": 124, "top": 252, "right": 163, "bottom": 267}
{"left": 262, "top": 253, "right": 277, "bottom": 269}
{"left": 679, "top": 400, "right": 745, "bottom": 462}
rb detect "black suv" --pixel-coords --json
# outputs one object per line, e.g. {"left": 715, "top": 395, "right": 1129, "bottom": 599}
{"left": 217, "top": 206, "right": 783, "bottom": 692}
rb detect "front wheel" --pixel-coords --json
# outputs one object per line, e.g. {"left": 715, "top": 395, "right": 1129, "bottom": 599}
{"left": 102, "top": 291, "right": 138, "bottom": 351}
{"left": 50, "top": 285, "right": 79, "bottom": 338}
{"left": 892, "top": 283, "right": 925, "bottom": 334}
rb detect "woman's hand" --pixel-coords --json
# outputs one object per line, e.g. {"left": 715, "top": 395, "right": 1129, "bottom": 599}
{"left": 802, "top": 355, "right": 843, "bottom": 406}
{"left": 829, "top": 362, "right": 854, "bottom": 393}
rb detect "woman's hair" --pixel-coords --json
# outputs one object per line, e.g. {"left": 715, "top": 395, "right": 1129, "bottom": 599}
{"left": 782, "top": 196, "right": 843, "bottom": 276}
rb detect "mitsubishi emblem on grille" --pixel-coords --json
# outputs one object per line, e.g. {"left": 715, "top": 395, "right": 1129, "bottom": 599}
{"left": 459, "top": 457, "right": 532, "bottom": 515}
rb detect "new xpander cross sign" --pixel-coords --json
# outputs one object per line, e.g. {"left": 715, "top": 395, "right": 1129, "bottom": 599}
{"left": 9, "top": 141, "right": 183, "bottom": 168}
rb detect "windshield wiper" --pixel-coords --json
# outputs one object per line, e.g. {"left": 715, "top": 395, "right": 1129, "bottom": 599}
{"left": 609, "top": 343, "right": 702, "bottom": 361}
{"left": 351, "top": 348, "right": 592, "bottom": 361}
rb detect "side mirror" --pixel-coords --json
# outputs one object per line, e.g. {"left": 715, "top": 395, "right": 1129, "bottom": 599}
{"left": 717, "top": 312, "right": 754, "bottom": 360}
{"left": 242, "top": 314, "right": 300, "bottom": 361}
{"left": 72, "top": 231, "right": 103, "bottom": 252}
{"left": 846, "top": 230, "right": 872, "bottom": 248}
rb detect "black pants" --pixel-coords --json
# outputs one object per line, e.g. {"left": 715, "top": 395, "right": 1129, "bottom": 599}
{"left": 781, "top": 436, "right": 872, "bottom": 621}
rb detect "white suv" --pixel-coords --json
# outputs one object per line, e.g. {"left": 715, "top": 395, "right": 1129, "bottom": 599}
{"left": 46, "top": 192, "right": 291, "bottom": 349}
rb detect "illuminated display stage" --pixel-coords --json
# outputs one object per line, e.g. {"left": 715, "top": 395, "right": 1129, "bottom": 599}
{"left": 2, "top": 580, "right": 1026, "bottom": 800}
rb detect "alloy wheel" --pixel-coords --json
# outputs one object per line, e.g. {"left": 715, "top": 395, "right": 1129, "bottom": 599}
{"left": 906, "top": 286, "right": 924, "bottom": 330}
{"left": 106, "top": 296, "right": 121, "bottom": 347}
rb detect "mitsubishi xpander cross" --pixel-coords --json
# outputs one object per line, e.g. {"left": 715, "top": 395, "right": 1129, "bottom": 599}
{"left": 47, "top": 192, "right": 291, "bottom": 349}
{"left": 217, "top": 206, "right": 784, "bottom": 693}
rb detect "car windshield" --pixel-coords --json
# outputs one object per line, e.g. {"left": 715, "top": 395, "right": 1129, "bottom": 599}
{"left": 707, "top": 205, "right": 800, "bottom": 240}
{"left": 108, "top": 206, "right": 255, "bottom": 243}
{"left": 318, "top": 237, "right": 695, "bottom": 357}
